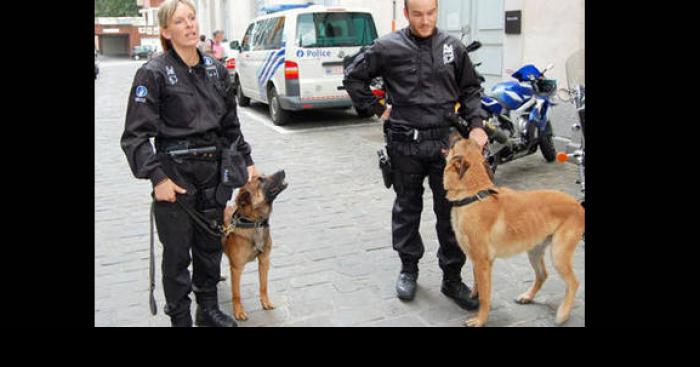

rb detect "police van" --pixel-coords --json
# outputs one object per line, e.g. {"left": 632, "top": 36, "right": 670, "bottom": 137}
{"left": 233, "top": 4, "right": 378, "bottom": 125}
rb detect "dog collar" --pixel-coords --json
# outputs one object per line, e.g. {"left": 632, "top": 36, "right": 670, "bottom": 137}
{"left": 449, "top": 188, "right": 498, "bottom": 207}
{"left": 231, "top": 215, "right": 269, "bottom": 229}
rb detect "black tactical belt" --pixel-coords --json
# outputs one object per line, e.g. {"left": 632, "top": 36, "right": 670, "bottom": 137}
{"left": 388, "top": 126, "right": 452, "bottom": 143}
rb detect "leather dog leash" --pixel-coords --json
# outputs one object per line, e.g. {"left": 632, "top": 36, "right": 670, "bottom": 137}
{"left": 148, "top": 197, "right": 226, "bottom": 317}
{"left": 149, "top": 202, "right": 157, "bottom": 316}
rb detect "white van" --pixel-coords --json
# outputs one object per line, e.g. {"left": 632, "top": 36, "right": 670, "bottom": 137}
{"left": 233, "top": 4, "right": 378, "bottom": 125}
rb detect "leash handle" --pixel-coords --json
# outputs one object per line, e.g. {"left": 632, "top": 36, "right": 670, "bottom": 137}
{"left": 149, "top": 202, "right": 157, "bottom": 316}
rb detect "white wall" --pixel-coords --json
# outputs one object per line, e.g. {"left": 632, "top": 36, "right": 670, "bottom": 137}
{"left": 504, "top": 0, "right": 584, "bottom": 88}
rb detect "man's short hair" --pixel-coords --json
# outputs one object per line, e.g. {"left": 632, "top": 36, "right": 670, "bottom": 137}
{"left": 404, "top": 0, "right": 438, "bottom": 11}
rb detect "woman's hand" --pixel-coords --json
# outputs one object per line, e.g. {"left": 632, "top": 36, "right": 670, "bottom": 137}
{"left": 154, "top": 179, "right": 187, "bottom": 202}
{"left": 247, "top": 165, "right": 260, "bottom": 182}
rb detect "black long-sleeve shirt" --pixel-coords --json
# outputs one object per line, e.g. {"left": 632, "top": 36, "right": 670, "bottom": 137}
{"left": 121, "top": 48, "right": 253, "bottom": 186}
{"left": 343, "top": 27, "right": 487, "bottom": 130}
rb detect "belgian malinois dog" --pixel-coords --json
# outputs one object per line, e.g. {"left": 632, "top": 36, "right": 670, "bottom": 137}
{"left": 221, "top": 170, "right": 288, "bottom": 321}
{"left": 443, "top": 134, "right": 584, "bottom": 327}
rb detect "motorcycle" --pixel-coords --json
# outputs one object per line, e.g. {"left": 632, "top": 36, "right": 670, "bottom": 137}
{"left": 556, "top": 49, "right": 585, "bottom": 205}
{"left": 457, "top": 40, "right": 558, "bottom": 175}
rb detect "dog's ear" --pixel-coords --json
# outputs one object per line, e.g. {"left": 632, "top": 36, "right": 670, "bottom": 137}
{"left": 236, "top": 189, "right": 251, "bottom": 207}
{"left": 483, "top": 161, "right": 494, "bottom": 181}
{"left": 451, "top": 156, "right": 470, "bottom": 180}
{"left": 459, "top": 159, "right": 470, "bottom": 179}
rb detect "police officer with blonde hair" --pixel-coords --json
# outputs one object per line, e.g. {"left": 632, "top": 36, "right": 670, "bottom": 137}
{"left": 121, "top": 0, "right": 258, "bottom": 327}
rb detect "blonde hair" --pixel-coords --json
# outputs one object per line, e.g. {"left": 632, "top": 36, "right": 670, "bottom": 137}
{"left": 158, "top": 0, "right": 197, "bottom": 52}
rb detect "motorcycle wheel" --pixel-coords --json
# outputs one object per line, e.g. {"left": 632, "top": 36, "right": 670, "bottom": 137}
{"left": 539, "top": 135, "right": 557, "bottom": 162}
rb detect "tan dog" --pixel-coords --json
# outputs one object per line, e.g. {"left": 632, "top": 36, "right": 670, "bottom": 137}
{"left": 443, "top": 133, "right": 584, "bottom": 327}
{"left": 221, "top": 170, "right": 287, "bottom": 321}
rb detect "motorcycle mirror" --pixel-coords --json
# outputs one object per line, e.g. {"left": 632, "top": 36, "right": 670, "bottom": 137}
{"left": 465, "top": 40, "right": 482, "bottom": 53}
{"left": 543, "top": 63, "right": 555, "bottom": 73}
{"left": 557, "top": 88, "right": 572, "bottom": 102}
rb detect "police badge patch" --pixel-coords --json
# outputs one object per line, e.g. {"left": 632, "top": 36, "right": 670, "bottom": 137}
{"left": 135, "top": 85, "right": 148, "bottom": 103}
{"left": 443, "top": 44, "right": 455, "bottom": 64}
{"left": 165, "top": 65, "right": 178, "bottom": 85}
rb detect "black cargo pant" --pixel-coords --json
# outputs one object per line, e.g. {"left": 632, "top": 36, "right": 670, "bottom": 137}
{"left": 153, "top": 154, "right": 224, "bottom": 321}
{"left": 388, "top": 136, "right": 466, "bottom": 280}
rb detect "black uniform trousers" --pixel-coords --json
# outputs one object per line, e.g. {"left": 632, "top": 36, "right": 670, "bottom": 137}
{"left": 153, "top": 155, "right": 224, "bottom": 319}
{"left": 388, "top": 138, "right": 466, "bottom": 280}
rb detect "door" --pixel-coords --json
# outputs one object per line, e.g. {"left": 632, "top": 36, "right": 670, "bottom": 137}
{"left": 100, "top": 35, "right": 129, "bottom": 56}
{"left": 238, "top": 23, "right": 256, "bottom": 98}
{"left": 438, "top": 0, "right": 504, "bottom": 91}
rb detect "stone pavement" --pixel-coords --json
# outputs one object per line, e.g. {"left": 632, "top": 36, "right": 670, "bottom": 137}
{"left": 95, "top": 61, "right": 585, "bottom": 327}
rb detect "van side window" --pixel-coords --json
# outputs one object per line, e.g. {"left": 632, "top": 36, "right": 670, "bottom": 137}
{"left": 241, "top": 23, "right": 254, "bottom": 52}
{"left": 265, "top": 17, "right": 286, "bottom": 50}
{"left": 296, "top": 12, "right": 377, "bottom": 48}
{"left": 252, "top": 19, "right": 271, "bottom": 51}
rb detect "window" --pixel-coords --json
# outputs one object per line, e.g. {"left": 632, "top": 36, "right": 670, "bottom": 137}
{"left": 296, "top": 12, "right": 377, "bottom": 48}
{"left": 241, "top": 23, "right": 255, "bottom": 52}
{"left": 261, "top": 17, "right": 286, "bottom": 50}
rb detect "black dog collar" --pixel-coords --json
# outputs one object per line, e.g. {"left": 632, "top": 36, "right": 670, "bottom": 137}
{"left": 449, "top": 188, "right": 498, "bottom": 207}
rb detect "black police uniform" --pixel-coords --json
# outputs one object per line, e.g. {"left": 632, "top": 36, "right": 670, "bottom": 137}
{"left": 121, "top": 48, "right": 253, "bottom": 326}
{"left": 344, "top": 28, "right": 487, "bottom": 286}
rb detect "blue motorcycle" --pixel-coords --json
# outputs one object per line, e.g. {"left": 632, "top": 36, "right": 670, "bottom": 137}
{"left": 465, "top": 41, "right": 558, "bottom": 174}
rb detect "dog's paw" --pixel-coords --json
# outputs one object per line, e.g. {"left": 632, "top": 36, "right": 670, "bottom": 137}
{"left": 464, "top": 317, "right": 485, "bottom": 327}
{"left": 555, "top": 306, "right": 570, "bottom": 325}
{"left": 261, "top": 300, "right": 275, "bottom": 310}
{"left": 234, "top": 310, "right": 249, "bottom": 321}
{"left": 515, "top": 293, "right": 534, "bottom": 304}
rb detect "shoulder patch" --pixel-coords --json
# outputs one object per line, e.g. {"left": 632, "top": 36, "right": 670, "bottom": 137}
{"left": 135, "top": 85, "right": 148, "bottom": 98}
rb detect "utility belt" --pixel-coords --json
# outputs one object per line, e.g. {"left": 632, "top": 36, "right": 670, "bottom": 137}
{"left": 387, "top": 124, "right": 452, "bottom": 143}
{"left": 156, "top": 135, "right": 221, "bottom": 161}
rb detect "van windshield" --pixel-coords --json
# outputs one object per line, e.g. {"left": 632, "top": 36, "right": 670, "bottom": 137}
{"left": 297, "top": 12, "right": 377, "bottom": 48}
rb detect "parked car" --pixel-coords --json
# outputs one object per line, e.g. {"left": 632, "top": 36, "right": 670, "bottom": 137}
{"left": 233, "top": 4, "right": 378, "bottom": 125}
{"left": 223, "top": 40, "right": 240, "bottom": 85}
{"left": 132, "top": 45, "right": 156, "bottom": 60}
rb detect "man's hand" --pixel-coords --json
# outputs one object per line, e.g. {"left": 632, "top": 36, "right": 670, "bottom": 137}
{"left": 154, "top": 178, "right": 187, "bottom": 203}
{"left": 247, "top": 165, "right": 260, "bottom": 182}
{"left": 469, "top": 127, "right": 489, "bottom": 149}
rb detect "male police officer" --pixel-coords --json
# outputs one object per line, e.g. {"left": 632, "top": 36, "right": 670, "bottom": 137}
{"left": 344, "top": 0, "right": 489, "bottom": 309}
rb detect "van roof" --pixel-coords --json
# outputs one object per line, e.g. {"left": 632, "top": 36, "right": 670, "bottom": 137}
{"left": 250, "top": 5, "right": 372, "bottom": 22}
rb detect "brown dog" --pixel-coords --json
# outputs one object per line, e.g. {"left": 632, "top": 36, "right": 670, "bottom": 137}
{"left": 443, "top": 133, "right": 584, "bottom": 327}
{"left": 221, "top": 170, "right": 288, "bottom": 321}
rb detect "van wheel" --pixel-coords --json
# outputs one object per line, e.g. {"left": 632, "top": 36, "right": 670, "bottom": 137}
{"left": 268, "top": 87, "right": 291, "bottom": 126}
{"left": 237, "top": 79, "right": 250, "bottom": 107}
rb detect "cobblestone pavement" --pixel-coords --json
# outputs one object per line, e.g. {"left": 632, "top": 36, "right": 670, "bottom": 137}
{"left": 95, "top": 60, "right": 584, "bottom": 327}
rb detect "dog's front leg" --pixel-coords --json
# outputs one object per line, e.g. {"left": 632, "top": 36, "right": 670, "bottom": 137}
{"left": 230, "top": 265, "right": 248, "bottom": 321}
{"left": 258, "top": 246, "right": 275, "bottom": 310}
{"left": 465, "top": 257, "right": 492, "bottom": 327}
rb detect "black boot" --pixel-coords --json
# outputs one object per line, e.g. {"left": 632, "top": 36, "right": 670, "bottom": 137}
{"left": 195, "top": 305, "right": 237, "bottom": 327}
{"left": 396, "top": 271, "right": 418, "bottom": 300}
{"left": 170, "top": 313, "right": 193, "bottom": 327}
{"left": 441, "top": 278, "right": 480, "bottom": 310}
